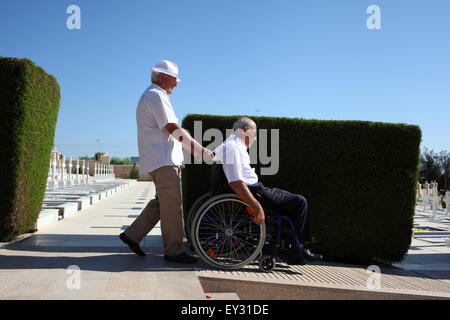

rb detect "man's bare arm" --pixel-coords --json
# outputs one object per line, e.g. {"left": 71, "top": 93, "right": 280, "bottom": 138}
{"left": 229, "top": 180, "right": 265, "bottom": 225}
{"left": 165, "top": 123, "right": 213, "bottom": 161}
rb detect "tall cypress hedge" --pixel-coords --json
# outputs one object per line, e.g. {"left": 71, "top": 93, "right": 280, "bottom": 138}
{"left": 0, "top": 57, "right": 60, "bottom": 241}
{"left": 182, "top": 114, "right": 421, "bottom": 264}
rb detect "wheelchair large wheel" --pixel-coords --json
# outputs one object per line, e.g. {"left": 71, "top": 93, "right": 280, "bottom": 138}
{"left": 191, "top": 194, "right": 265, "bottom": 270}
{"left": 185, "top": 192, "right": 210, "bottom": 241}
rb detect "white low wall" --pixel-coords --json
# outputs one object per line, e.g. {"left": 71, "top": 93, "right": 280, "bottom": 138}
{"left": 63, "top": 161, "right": 152, "bottom": 181}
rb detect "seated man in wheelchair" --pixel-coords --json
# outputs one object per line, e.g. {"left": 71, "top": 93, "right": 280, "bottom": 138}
{"left": 213, "top": 117, "right": 322, "bottom": 265}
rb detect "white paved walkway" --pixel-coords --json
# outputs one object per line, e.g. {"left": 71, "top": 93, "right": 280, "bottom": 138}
{"left": 0, "top": 182, "right": 208, "bottom": 300}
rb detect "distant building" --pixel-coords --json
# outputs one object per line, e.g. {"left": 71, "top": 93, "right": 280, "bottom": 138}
{"left": 131, "top": 157, "right": 139, "bottom": 164}
{"left": 101, "top": 152, "right": 111, "bottom": 164}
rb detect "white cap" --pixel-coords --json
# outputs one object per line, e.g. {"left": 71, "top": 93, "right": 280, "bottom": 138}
{"left": 151, "top": 60, "right": 180, "bottom": 82}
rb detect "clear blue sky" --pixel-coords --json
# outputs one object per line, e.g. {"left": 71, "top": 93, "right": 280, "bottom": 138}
{"left": 1, "top": 0, "right": 449, "bottom": 158}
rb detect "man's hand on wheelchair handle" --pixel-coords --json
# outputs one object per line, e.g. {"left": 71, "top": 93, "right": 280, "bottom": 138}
{"left": 202, "top": 147, "right": 215, "bottom": 162}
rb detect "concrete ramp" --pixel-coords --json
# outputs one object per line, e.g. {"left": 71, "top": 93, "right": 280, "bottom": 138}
{"left": 196, "top": 261, "right": 450, "bottom": 300}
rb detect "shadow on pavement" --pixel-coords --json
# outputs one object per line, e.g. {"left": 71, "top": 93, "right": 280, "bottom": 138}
{"left": 3, "top": 234, "right": 450, "bottom": 280}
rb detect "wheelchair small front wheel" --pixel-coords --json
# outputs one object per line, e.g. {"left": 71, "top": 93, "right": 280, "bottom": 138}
{"left": 259, "top": 255, "right": 276, "bottom": 272}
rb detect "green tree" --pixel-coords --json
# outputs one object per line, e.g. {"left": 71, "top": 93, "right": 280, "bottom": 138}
{"left": 419, "top": 148, "right": 450, "bottom": 192}
{"left": 129, "top": 163, "right": 139, "bottom": 179}
{"left": 419, "top": 148, "right": 441, "bottom": 184}
{"left": 94, "top": 152, "right": 104, "bottom": 161}
{"left": 110, "top": 157, "right": 132, "bottom": 165}
{"left": 438, "top": 150, "right": 449, "bottom": 192}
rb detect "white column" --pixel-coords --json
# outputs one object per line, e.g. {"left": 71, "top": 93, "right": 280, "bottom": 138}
{"left": 68, "top": 157, "right": 73, "bottom": 186}
{"left": 81, "top": 160, "right": 86, "bottom": 185}
{"left": 431, "top": 182, "right": 439, "bottom": 216}
{"left": 432, "top": 182, "right": 438, "bottom": 197}
{"left": 86, "top": 161, "right": 90, "bottom": 184}
{"left": 424, "top": 182, "right": 430, "bottom": 196}
{"left": 416, "top": 182, "right": 422, "bottom": 205}
{"left": 76, "top": 158, "right": 80, "bottom": 184}
{"left": 63, "top": 155, "right": 67, "bottom": 184}
{"left": 59, "top": 156, "right": 65, "bottom": 188}
{"left": 62, "top": 155, "right": 68, "bottom": 187}
{"left": 48, "top": 154, "right": 57, "bottom": 190}
{"left": 423, "top": 182, "right": 430, "bottom": 212}
{"left": 62, "top": 155, "right": 66, "bottom": 178}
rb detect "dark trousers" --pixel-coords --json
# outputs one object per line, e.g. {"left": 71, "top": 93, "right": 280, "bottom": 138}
{"left": 248, "top": 182, "right": 312, "bottom": 244}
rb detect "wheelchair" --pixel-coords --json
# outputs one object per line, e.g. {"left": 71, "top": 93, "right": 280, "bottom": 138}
{"left": 188, "top": 163, "right": 305, "bottom": 272}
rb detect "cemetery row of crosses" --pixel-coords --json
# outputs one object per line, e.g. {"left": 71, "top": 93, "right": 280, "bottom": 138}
{"left": 34, "top": 148, "right": 133, "bottom": 231}
{"left": 416, "top": 181, "right": 450, "bottom": 217}
{"left": 47, "top": 147, "right": 115, "bottom": 189}
{"left": 414, "top": 182, "right": 450, "bottom": 247}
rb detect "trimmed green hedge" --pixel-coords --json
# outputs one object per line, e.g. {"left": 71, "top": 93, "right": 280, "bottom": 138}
{"left": 182, "top": 114, "right": 421, "bottom": 264}
{"left": 0, "top": 57, "right": 60, "bottom": 241}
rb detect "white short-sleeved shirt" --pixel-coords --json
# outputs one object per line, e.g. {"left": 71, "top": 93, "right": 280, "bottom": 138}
{"left": 213, "top": 134, "right": 258, "bottom": 185}
{"left": 136, "top": 83, "right": 184, "bottom": 174}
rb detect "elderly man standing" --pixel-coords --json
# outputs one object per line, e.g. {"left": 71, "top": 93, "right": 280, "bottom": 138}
{"left": 120, "top": 60, "right": 213, "bottom": 263}
{"left": 213, "top": 117, "right": 322, "bottom": 265}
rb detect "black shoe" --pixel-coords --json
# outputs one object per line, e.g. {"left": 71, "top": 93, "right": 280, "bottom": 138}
{"left": 164, "top": 252, "right": 198, "bottom": 264}
{"left": 119, "top": 233, "right": 146, "bottom": 257}
{"left": 302, "top": 248, "right": 323, "bottom": 262}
